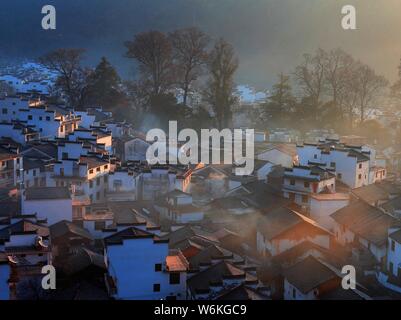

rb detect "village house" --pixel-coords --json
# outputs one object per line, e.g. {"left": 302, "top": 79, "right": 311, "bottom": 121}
{"left": 331, "top": 200, "right": 401, "bottom": 265}
{"left": 21, "top": 187, "right": 73, "bottom": 226}
{"left": 282, "top": 165, "right": 336, "bottom": 210}
{"left": 256, "top": 143, "right": 298, "bottom": 168}
{"left": 297, "top": 139, "right": 377, "bottom": 189}
{"left": 104, "top": 227, "right": 188, "bottom": 300}
{"left": 283, "top": 256, "right": 343, "bottom": 300}
{"left": 0, "top": 143, "right": 22, "bottom": 191}
{"left": 256, "top": 207, "right": 332, "bottom": 257}
{"left": 186, "top": 260, "right": 259, "bottom": 300}
{"left": 155, "top": 189, "right": 204, "bottom": 224}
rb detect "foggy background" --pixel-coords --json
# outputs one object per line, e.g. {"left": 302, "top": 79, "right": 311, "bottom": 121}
{"left": 1, "top": 0, "right": 401, "bottom": 88}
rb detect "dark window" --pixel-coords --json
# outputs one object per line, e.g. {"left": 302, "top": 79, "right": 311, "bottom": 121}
{"left": 359, "top": 163, "right": 362, "bottom": 169}
{"left": 302, "top": 195, "right": 309, "bottom": 203}
{"left": 32, "top": 170, "right": 36, "bottom": 177}
{"left": 104, "top": 165, "right": 108, "bottom": 170}
{"left": 153, "top": 284, "right": 160, "bottom": 292}
{"left": 39, "top": 116, "right": 42, "bottom": 121}
{"left": 290, "top": 179, "right": 295, "bottom": 186}
{"left": 2, "top": 108, "right": 7, "bottom": 114}
{"left": 155, "top": 264, "right": 162, "bottom": 272}
{"left": 337, "top": 173, "right": 342, "bottom": 179}
{"left": 330, "top": 162, "right": 336, "bottom": 168}
{"left": 95, "top": 221, "right": 105, "bottom": 230}
{"left": 89, "top": 169, "right": 94, "bottom": 174}
{"left": 391, "top": 240, "right": 396, "bottom": 252}
{"left": 60, "top": 168, "right": 64, "bottom": 176}
{"left": 96, "top": 192, "right": 100, "bottom": 200}
{"left": 390, "top": 262, "right": 394, "bottom": 274}
{"left": 313, "top": 154, "right": 317, "bottom": 159}
{"left": 46, "top": 116, "right": 50, "bottom": 121}
{"left": 28, "top": 115, "right": 32, "bottom": 120}
{"left": 304, "top": 181, "right": 310, "bottom": 188}
{"left": 169, "top": 273, "right": 180, "bottom": 284}
{"left": 62, "top": 152, "right": 68, "bottom": 159}
{"left": 96, "top": 167, "right": 100, "bottom": 172}
{"left": 96, "top": 178, "right": 100, "bottom": 186}
{"left": 358, "top": 174, "right": 362, "bottom": 180}
{"left": 292, "top": 288, "right": 296, "bottom": 299}
{"left": 89, "top": 180, "right": 93, "bottom": 188}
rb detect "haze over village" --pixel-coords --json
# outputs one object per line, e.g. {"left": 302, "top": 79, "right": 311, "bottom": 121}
{"left": 1, "top": 1, "right": 401, "bottom": 301}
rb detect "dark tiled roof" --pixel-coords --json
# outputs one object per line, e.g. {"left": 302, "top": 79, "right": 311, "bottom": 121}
{"left": 50, "top": 220, "right": 93, "bottom": 241}
{"left": 188, "top": 261, "right": 246, "bottom": 294}
{"left": 257, "top": 207, "right": 305, "bottom": 241}
{"left": 216, "top": 284, "right": 269, "bottom": 300}
{"left": 25, "top": 187, "right": 71, "bottom": 200}
{"left": 283, "top": 256, "right": 338, "bottom": 294}
{"left": 104, "top": 226, "right": 157, "bottom": 245}
{"left": 352, "top": 184, "right": 390, "bottom": 204}
{"left": 0, "top": 219, "right": 49, "bottom": 240}
{"left": 331, "top": 200, "right": 401, "bottom": 246}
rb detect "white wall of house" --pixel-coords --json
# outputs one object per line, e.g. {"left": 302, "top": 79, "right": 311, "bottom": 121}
{"left": 123, "top": 138, "right": 150, "bottom": 161}
{"left": 257, "top": 149, "right": 293, "bottom": 167}
{"left": 387, "top": 235, "right": 401, "bottom": 277}
{"left": 257, "top": 162, "right": 274, "bottom": 180}
{"left": 0, "top": 263, "right": 9, "bottom": 300}
{"left": 0, "top": 96, "right": 30, "bottom": 122}
{"left": 75, "top": 111, "right": 96, "bottom": 129}
{"left": 22, "top": 198, "right": 72, "bottom": 226}
{"left": 310, "top": 197, "right": 349, "bottom": 230}
{"left": 106, "top": 238, "right": 186, "bottom": 300}
{"left": 256, "top": 230, "right": 330, "bottom": 256}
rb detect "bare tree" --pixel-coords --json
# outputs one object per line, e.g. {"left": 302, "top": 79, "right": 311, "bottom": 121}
{"left": 293, "top": 48, "right": 326, "bottom": 118}
{"left": 353, "top": 63, "right": 388, "bottom": 122}
{"left": 39, "top": 48, "right": 89, "bottom": 109}
{"left": 124, "top": 31, "right": 174, "bottom": 96}
{"left": 203, "top": 38, "right": 238, "bottom": 129}
{"left": 169, "top": 27, "right": 209, "bottom": 106}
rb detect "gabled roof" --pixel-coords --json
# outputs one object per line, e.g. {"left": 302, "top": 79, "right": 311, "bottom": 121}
{"left": 50, "top": 220, "right": 93, "bottom": 241}
{"left": 331, "top": 200, "right": 401, "bottom": 246}
{"left": 104, "top": 226, "right": 162, "bottom": 245}
{"left": 215, "top": 284, "right": 269, "bottom": 300}
{"left": 188, "top": 261, "right": 247, "bottom": 294}
{"left": 352, "top": 184, "right": 390, "bottom": 204}
{"left": 160, "top": 225, "right": 219, "bottom": 247}
{"left": 257, "top": 207, "right": 329, "bottom": 241}
{"left": 25, "top": 187, "right": 71, "bottom": 200}
{"left": 59, "top": 247, "right": 106, "bottom": 276}
{"left": 283, "top": 255, "right": 339, "bottom": 294}
{"left": 0, "top": 219, "right": 49, "bottom": 240}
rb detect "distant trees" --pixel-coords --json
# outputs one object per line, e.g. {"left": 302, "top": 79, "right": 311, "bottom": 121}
{"left": 39, "top": 50, "right": 127, "bottom": 112}
{"left": 39, "top": 48, "right": 89, "bottom": 109}
{"left": 84, "top": 57, "right": 126, "bottom": 111}
{"left": 203, "top": 39, "right": 239, "bottom": 129}
{"left": 352, "top": 63, "right": 388, "bottom": 122}
{"left": 124, "top": 29, "right": 238, "bottom": 130}
{"left": 169, "top": 27, "right": 209, "bottom": 106}
{"left": 125, "top": 31, "right": 174, "bottom": 97}
{"left": 263, "top": 73, "right": 296, "bottom": 126}
{"left": 286, "top": 48, "right": 388, "bottom": 129}
{"left": 293, "top": 49, "right": 326, "bottom": 120}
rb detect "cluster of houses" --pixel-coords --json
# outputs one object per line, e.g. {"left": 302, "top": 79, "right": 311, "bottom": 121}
{"left": 1, "top": 86, "right": 401, "bottom": 300}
